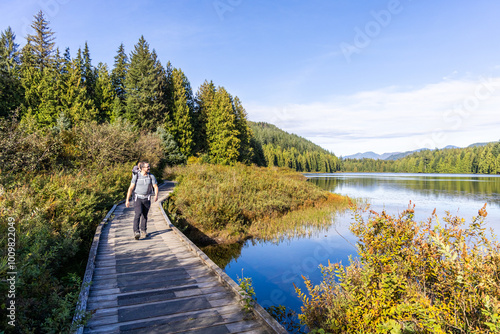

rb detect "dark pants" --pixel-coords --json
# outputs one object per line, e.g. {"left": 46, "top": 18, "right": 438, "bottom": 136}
{"left": 133, "top": 197, "right": 151, "bottom": 233}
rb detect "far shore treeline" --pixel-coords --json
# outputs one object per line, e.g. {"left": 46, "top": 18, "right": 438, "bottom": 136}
{"left": 342, "top": 142, "right": 500, "bottom": 174}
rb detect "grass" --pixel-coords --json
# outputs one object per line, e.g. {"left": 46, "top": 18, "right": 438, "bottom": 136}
{"left": 163, "top": 162, "right": 349, "bottom": 244}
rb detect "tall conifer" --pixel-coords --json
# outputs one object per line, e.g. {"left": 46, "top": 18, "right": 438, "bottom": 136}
{"left": 232, "top": 96, "right": 253, "bottom": 163}
{"left": 21, "top": 12, "right": 60, "bottom": 126}
{"left": 0, "top": 27, "right": 23, "bottom": 117}
{"left": 169, "top": 67, "right": 194, "bottom": 156}
{"left": 94, "top": 62, "right": 115, "bottom": 122}
{"left": 111, "top": 43, "right": 128, "bottom": 100}
{"left": 124, "top": 36, "right": 166, "bottom": 131}
{"left": 206, "top": 86, "right": 240, "bottom": 165}
{"left": 61, "top": 52, "right": 96, "bottom": 125}
{"left": 110, "top": 43, "right": 128, "bottom": 121}
{"left": 194, "top": 80, "right": 216, "bottom": 154}
{"left": 26, "top": 11, "right": 55, "bottom": 70}
{"left": 82, "top": 42, "right": 96, "bottom": 101}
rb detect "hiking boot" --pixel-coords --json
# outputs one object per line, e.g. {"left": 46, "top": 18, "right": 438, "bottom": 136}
{"left": 140, "top": 231, "right": 147, "bottom": 239}
{"left": 134, "top": 231, "right": 140, "bottom": 240}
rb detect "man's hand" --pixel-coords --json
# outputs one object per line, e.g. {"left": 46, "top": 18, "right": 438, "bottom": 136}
{"left": 126, "top": 200, "right": 130, "bottom": 208}
{"left": 154, "top": 195, "right": 158, "bottom": 202}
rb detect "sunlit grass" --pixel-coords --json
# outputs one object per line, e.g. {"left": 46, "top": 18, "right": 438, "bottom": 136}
{"left": 164, "top": 163, "right": 350, "bottom": 243}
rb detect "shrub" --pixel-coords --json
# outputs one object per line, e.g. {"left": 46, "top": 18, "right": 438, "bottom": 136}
{"left": 0, "top": 164, "right": 133, "bottom": 332}
{"left": 71, "top": 119, "right": 139, "bottom": 168}
{"left": 296, "top": 203, "right": 500, "bottom": 333}
{"left": 0, "top": 117, "right": 63, "bottom": 173}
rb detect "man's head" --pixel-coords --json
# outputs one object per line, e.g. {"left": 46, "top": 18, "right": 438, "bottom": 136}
{"left": 139, "top": 162, "right": 150, "bottom": 172}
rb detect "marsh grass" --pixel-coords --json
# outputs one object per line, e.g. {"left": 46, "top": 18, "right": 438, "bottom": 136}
{"left": 164, "top": 163, "right": 349, "bottom": 243}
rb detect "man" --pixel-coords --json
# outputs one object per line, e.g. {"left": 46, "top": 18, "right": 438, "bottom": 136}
{"left": 126, "top": 162, "right": 159, "bottom": 240}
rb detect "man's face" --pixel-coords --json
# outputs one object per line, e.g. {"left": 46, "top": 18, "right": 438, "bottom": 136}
{"left": 143, "top": 164, "right": 150, "bottom": 171}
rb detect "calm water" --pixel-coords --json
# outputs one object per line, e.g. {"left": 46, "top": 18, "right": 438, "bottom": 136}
{"left": 204, "top": 173, "right": 500, "bottom": 319}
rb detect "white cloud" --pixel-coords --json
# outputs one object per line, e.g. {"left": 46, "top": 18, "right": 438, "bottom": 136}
{"left": 247, "top": 77, "right": 500, "bottom": 156}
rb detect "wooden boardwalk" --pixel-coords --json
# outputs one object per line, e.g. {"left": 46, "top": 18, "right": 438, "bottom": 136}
{"left": 76, "top": 183, "right": 286, "bottom": 334}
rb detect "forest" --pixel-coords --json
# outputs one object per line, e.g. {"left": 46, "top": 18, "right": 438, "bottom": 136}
{"left": 341, "top": 142, "right": 500, "bottom": 174}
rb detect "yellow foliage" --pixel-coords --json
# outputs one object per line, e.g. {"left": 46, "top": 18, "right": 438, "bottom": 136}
{"left": 296, "top": 203, "right": 500, "bottom": 333}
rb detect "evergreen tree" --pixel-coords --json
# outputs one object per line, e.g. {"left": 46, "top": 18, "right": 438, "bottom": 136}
{"left": 206, "top": 86, "right": 240, "bottom": 165}
{"left": 169, "top": 67, "right": 194, "bottom": 156}
{"left": 94, "top": 62, "right": 115, "bottom": 122}
{"left": 194, "top": 80, "right": 216, "bottom": 154}
{"left": 110, "top": 43, "right": 128, "bottom": 121}
{"left": 61, "top": 53, "right": 96, "bottom": 125}
{"left": 232, "top": 96, "right": 253, "bottom": 162}
{"left": 82, "top": 41, "right": 96, "bottom": 101}
{"left": 26, "top": 11, "right": 55, "bottom": 70}
{"left": 20, "top": 12, "right": 60, "bottom": 126}
{"left": 124, "top": 36, "right": 166, "bottom": 131}
{"left": 156, "top": 126, "right": 186, "bottom": 167}
{"left": 59, "top": 47, "right": 71, "bottom": 83}
{"left": 0, "top": 27, "right": 23, "bottom": 117}
{"left": 20, "top": 42, "right": 40, "bottom": 116}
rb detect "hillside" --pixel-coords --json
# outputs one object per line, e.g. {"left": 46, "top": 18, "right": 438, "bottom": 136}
{"left": 249, "top": 122, "right": 341, "bottom": 173}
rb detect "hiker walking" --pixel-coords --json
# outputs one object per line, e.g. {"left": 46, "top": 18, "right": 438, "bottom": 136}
{"left": 126, "top": 162, "right": 159, "bottom": 240}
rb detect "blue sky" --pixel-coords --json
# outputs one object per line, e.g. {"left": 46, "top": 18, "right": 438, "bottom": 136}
{"left": 2, "top": 0, "right": 500, "bottom": 156}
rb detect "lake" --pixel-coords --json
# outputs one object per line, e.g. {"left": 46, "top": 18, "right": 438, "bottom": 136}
{"left": 203, "top": 173, "right": 500, "bottom": 324}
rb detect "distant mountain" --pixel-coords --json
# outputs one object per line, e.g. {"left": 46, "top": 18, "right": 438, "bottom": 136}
{"left": 344, "top": 150, "right": 415, "bottom": 160}
{"left": 343, "top": 151, "right": 381, "bottom": 160}
{"left": 467, "top": 142, "right": 490, "bottom": 148}
{"left": 346, "top": 146, "right": 457, "bottom": 161}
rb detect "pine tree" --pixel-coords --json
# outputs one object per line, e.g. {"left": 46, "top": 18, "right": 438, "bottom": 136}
{"left": 156, "top": 126, "right": 186, "bottom": 167}
{"left": 232, "top": 96, "right": 253, "bottom": 163}
{"left": 124, "top": 36, "right": 166, "bottom": 131}
{"left": 26, "top": 11, "right": 55, "bottom": 70}
{"left": 61, "top": 52, "right": 96, "bottom": 125}
{"left": 20, "top": 42, "right": 40, "bottom": 116}
{"left": 94, "top": 62, "right": 115, "bottom": 122}
{"left": 110, "top": 43, "right": 128, "bottom": 121}
{"left": 194, "top": 80, "right": 216, "bottom": 154}
{"left": 82, "top": 42, "right": 96, "bottom": 101}
{"left": 0, "top": 27, "right": 23, "bottom": 117}
{"left": 206, "top": 86, "right": 240, "bottom": 165}
{"left": 169, "top": 67, "right": 194, "bottom": 156}
{"left": 21, "top": 12, "right": 60, "bottom": 126}
{"left": 111, "top": 43, "right": 128, "bottom": 100}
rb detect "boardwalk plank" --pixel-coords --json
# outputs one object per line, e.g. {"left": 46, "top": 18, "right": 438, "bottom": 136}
{"left": 77, "top": 183, "right": 286, "bottom": 334}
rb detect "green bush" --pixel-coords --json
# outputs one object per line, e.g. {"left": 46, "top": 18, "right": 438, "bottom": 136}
{"left": 296, "top": 204, "right": 500, "bottom": 333}
{"left": 0, "top": 164, "right": 132, "bottom": 332}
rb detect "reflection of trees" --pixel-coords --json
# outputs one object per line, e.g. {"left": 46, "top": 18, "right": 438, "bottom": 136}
{"left": 201, "top": 242, "right": 244, "bottom": 270}
{"left": 309, "top": 176, "right": 500, "bottom": 204}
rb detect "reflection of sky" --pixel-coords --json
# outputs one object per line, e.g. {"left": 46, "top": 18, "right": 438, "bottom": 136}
{"left": 221, "top": 173, "right": 500, "bottom": 317}
{"left": 311, "top": 173, "right": 500, "bottom": 230}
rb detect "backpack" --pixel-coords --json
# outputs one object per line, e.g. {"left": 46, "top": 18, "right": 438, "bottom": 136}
{"left": 132, "top": 165, "right": 140, "bottom": 177}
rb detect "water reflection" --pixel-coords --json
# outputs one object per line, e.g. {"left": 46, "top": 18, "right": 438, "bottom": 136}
{"left": 308, "top": 173, "right": 500, "bottom": 202}
{"left": 308, "top": 173, "right": 500, "bottom": 229}
{"left": 201, "top": 242, "right": 244, "bottom": 269}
